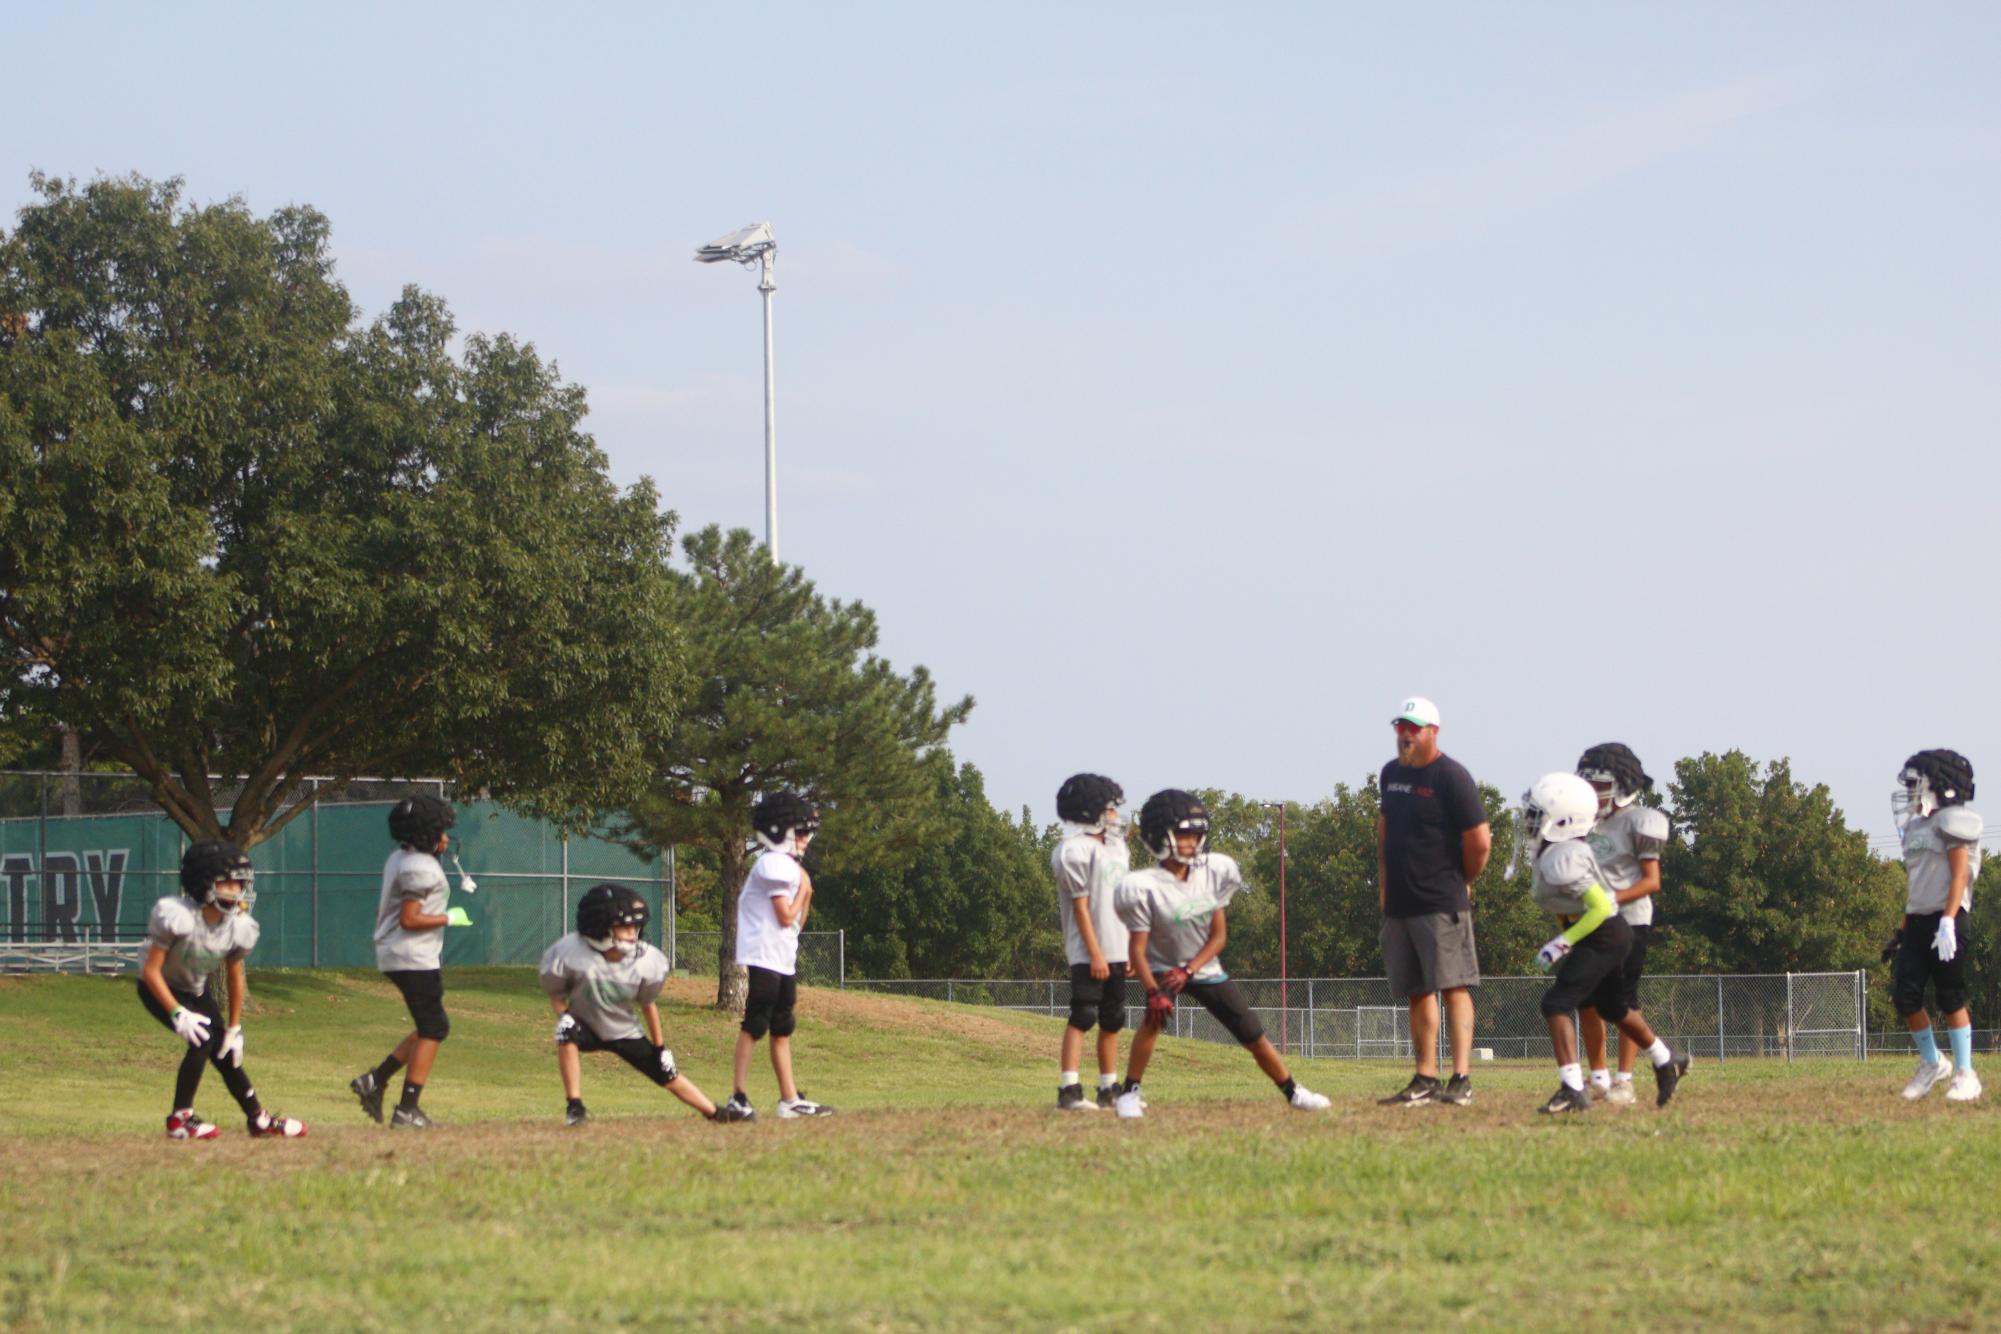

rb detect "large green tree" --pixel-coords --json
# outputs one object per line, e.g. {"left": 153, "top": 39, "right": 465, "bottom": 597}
{"left": 622, "top": 525, "right": 971, "bottom": 1009}
{"left": 0, "top": 173, "right": 681, "bottom": 845}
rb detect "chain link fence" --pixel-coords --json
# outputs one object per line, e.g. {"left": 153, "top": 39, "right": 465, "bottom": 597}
{"left": 669, "top": 931, "right": 846, "bottom": 986}
{"left": 848, "top": 972, "right": 1879, "bottom": 1062}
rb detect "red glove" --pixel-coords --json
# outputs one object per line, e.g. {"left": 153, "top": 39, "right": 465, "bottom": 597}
{"left": 1159, "top": 966, "right": 1191, "bottom": 996}
{"left": 1144, "top": 989, "right": 1175, "bottom": 1031}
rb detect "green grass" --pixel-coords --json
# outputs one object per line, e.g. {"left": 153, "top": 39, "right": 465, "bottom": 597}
{"left": 2, "top": 969, "right": 1998, "bottom": 1331}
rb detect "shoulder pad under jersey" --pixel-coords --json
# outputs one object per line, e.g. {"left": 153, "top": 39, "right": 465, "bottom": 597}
{"left": 1537, "top": 840, "right": 1600, "bottom": 890}
{"left": 1936, "top": 807, "right": 1984, "bottom": 844}
{"left": 149, "top": 896, "right": 196, "bottom": 941}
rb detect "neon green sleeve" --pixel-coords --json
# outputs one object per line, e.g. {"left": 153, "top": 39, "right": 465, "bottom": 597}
{"left": 1558, "top": 884, "right": 1615, "bottom": 946}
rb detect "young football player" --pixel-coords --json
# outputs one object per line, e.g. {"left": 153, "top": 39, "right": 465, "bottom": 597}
{"left": 540, "top": 883, "right": 739, "bottom": 1125}
{"left": 137, "top": 840, "right": 306, "bottom": 1140}
{"left": 1110, "top": 789, "right": 1330, "bottom": 1119}
{"left": 349, "top": 794, "right": 470, "bottom": 1129}
{"left": 1051, "top": 772, "right": 1132, "bottom": 1111}
{"left": 1889, "top": 749, "right": 1983, "bottom": 1102}
{"left": 1573, "top": 743, "right": 1671, "bottom": 1105}
{"left": 1521, "top": 772, "right": 1689, "bottom": 1115}
{"left": 720, "top": 791, "right": 835, "bottom": 1122}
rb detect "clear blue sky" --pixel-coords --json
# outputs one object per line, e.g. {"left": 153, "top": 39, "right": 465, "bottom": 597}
{"left": 10, "top": 3, "right": 1998, "bottom": 847}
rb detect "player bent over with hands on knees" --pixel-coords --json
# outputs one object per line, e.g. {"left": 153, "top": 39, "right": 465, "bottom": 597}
{"left": 1110, "top": 790, "right": 1329, "bottom": 1119}
{"left": 138, "top": 840, "right": 305, "bottom": 1140}
{"left": 1051, "top": 773, "right": 1133, "bottom": 1111}
{"left": 1573, "top": 744, "right": 1671, "bottom": 1106}
{"left": 350, "top": 795, "right": 472, "bottom": 1129}
{"left": 541, "top": 884, "right": 735, "bottom": 1125}
{"left": 721, "top": 792, "right": 834, "bottom": 1123}
{"left": 1888, "top": 750, "right": 1983, "bottom": 1102}
{"left": 1521, "top": 773, "right": 1688, "bottom": 1115}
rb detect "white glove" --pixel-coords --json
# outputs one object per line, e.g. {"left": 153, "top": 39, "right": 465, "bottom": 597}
{"left": 554, "top": 1013, "right": 580, "bottom": 1045}
{"left": 452, "top": 855, "right": 477, "bottom": 894}
{"left": 1933, "top": 916, "right": 1958, "bottom": 962}
{"left": 1535, "top": 937, "right": 1572, "bottom": 973}
{"left": 171, "top": 1007, "right": 212, "bottom": 1047}
{"left": 657, "top": 1046, "right": 678, "bottom": 1081}
{"left": 219, "top": 1025, "right": 244, "bottom": 1068}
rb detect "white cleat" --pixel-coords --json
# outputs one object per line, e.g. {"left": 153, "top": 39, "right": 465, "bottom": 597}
{"left": 1945, "top": 1067, "right": 1983, "bottom": 1103}
{"left": 1605, "top": 1082, "right": 1637, "bottom": 1106}
{"left": 1902, "top": 1056, "right": 1955, "bottom": 1100}
{"left": 1114, "top": 1088, "right": 1145, "bottom": 1119}
{"left": 1288, "top": 1085, "right": 1331, "bottom": 1112}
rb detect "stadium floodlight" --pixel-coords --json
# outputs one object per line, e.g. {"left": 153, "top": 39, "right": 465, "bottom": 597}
{"left": 694, "top": 222, "right": 781, "bottom": 558}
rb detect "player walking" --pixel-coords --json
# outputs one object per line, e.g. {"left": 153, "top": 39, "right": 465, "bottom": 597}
{"left": 1051, "top": 773, "right": 1132, "bottom": 1111}
{"left": 1889, "top": 750, "right": 1983, "bottom": 1102}
{"left": 1573, "top": 743, "right": 1670, "bottom": 1105}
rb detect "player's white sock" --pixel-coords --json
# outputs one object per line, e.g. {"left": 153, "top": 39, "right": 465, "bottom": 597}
{"left": 1645, "top": 1040, "right": 1672, "bottom": 1068}
{"left": 1559, "top": 1063, "right": 1584, "bottom": 1091}
{"left": 1098, "top": 1073, "right": 1120, "bottom": 1090}
{"left": 1060, "top": 1071, "right": 1080, "bottom": 1087}
{"left": 1614, "top": 1071, "right": 1634, "bottom": 1085}
{"left": 1589, "top": 1068, "right": 1611, "bottom": 1090}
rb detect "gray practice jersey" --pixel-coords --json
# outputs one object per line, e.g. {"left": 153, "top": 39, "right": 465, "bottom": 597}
{"left": 1585, "top": 805, "right": 1670, "bottom": 927}
{"left": 373, "top": 847, "right": 450, "bottom": 972}
{"left": 1530, "top": 840, "right": 1609, "bottom": 921}
{"left": 1114, "top": 854, "right": 1246, "bottom": 982}
{"left": 1053, "top": 831, "right": 1132, "bottom": 967}
{"left": 146, "top": 895, "right": 260, "bottom": 997}
{"left": 538, "top": 932, "right": 669, "bottom": 1041}
{"left": 1902, "top": 808, "right": 1984, "bottom": 915}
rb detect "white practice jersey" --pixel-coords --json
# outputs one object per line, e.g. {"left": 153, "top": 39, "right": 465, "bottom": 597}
{"left": 373, "top": 847, "right": 450, "bottom": 972}
{"left": 1530, "top": 840, "right": 1607, "bottom": 921}
{"left": 539, "top": 932, "right": 669, "bottom": 1042}
{"left": 1114, "top": 854, "right": 1246, "bottom": 982}
{"left": 1053, "top": 831, "right": 1132, "bottom": 967}
{"left": 146, "top": 895, "right": 260, "bottom": 997}
{"left": 1902, "top": 808, "right": 1983, "bottom": 915}
{"left": 735, "top": 850, "right": 804, "bottom": 975}
{"left": 1585, "top": 805, "right": 1670, "bottom": 927}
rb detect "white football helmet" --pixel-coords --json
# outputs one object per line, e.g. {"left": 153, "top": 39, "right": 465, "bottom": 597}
{"left": 1521, "top": 772, "right": 1598, "bottom": 846}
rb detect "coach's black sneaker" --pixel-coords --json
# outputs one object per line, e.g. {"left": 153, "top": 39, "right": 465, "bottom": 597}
{"left": 389, "top": 1105, "right": 435, "bottom": 1129}
{"left": 1539, "top": 1084, "right": 1592, "bottom": 1116}
{"left": 1379, "top": 1074, "right": 1441, "bottom": 1106}
{"left": 1654, "top": 1051, "right": 1691, "bottom": 1108}
{"left": 565, "top": 1100, "right": 590, "bottom": 1128}
{"left": 349, "top": 1071, "right": 385, "bottom": 1124}
{"left": 1437, "top": 1074, "right": 1473, "bottom": 1106}
{"left": 1057, "top": 1083, "right": 1095, "bottom": 1112}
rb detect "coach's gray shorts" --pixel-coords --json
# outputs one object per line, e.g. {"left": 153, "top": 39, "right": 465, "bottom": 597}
{"left": 1380, "top": 911, "right": 1481, "bottom": 997}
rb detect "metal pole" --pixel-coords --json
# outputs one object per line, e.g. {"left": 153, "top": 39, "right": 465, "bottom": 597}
{"left": 1717, "top": 974, "right": 1727, "bottom": 1065}
{"left": 1858, "top": 970, "right": 1867, "bottom": 1061}
{"left": 838, "top": 929, "right": 845, "bottom": 988}
{"left": 1279, "top": 802, "right": 1289, "bottom": 1054}
{"left": 310, "top": 783, "right": 320, "bottom": 967}
{"left": 667, "top": 845, "right": 677, "bottom": 971}
{"left": 1785, "top": 972, "right": 1794, "bottom": 1064}
{"left": 759, "top": 248, "right": 778, "bottom": 559}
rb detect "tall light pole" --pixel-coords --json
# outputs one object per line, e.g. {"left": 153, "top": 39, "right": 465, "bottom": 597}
{"left": 694, "top": 222, "right": 780, "bottom": 558}
{"left": 1262, "top": 800, "right": 1290, "bottom": 1053}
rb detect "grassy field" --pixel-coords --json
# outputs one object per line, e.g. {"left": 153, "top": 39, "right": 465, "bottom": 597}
{"left": 2, "top": 969, "right": 1997, "bottom": 1331}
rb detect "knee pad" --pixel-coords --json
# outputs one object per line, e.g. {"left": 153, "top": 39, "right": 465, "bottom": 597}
{"left": 740, "top": 1011, "right": 771, "bottom": 1041}
{"left": 1067, "top": 997, "right": 1100, "bottom": 1033}
{"left": 1098, "top": 1002, "right": 1126, "bottom": 1035}
{"left": 417, "top": 1011, "right": 451, "bottom": 1042}
{"left": 768, "top": 1008, "right": 798, "bottom": 1039}
{"left": 1539, "top": 993, "right": 1569, "bottom": 1019}
{"left": 1892, "top": 963, "right": 1928, "bottom": 1019}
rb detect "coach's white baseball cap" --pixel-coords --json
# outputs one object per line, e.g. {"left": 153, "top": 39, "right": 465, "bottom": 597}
{"left": 1392, "top": 696, "right": 1441, "bottom": 728}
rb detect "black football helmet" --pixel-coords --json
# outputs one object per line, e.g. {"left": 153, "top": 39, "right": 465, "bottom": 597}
{"left": 576, "top": 883, "right": 649, "bottom": 953}
{"left": 752, "top": 791, "right": 820, "bottom": 854}
{"left": 1575, "top": 743, "right": 1653, "bottom": 818}
{"left": 181, "top": 839, "right": 254, "bottom": 913}
{"left": 1055, "top": 773, "right": 1125, "bottom": 831}
{"left": 1895, "top": 748, "right": 1975, "bottom": 826}
{"left": 389, "top": 794, "right": 456, "bottom": 850}
{"left": 1139, "top": 789, "right": 1210, "bottom": 864}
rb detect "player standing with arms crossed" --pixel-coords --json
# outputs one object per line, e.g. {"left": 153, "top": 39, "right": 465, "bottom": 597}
{"left": 1051, "top": 773, "right": 1132, "bottom": 1111}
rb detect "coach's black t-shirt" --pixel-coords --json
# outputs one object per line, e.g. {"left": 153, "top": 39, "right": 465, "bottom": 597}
{"left": 1379, "top": 754, "right": 1488, "bottom": 917}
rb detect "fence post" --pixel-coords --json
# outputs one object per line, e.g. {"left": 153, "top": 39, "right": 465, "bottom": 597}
{"left": 1785, "top": 972, "right": 1794, "bottom": 1063}
{"left": 839, "top": 929, "right": 846, "bottom": 988}
{"left": 1307, "top": 979, "right": 1316, "bottom": 1060}
{"left": 310, "top": 785, "right": 321, "bottom": 967}
{"left": 1717, "top": 974, "right": 1726, "bottom": 1065}
{"left": 1857, "top": 970, "right": 1866, "bottom": 1061}
{"left": 948, "top": 980, "right": 954, "bottom": 1005}
{"left": 666, "top": 845, "right": 677, "bottom": 969}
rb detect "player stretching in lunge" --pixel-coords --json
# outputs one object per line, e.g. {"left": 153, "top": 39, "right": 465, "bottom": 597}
{"left": 1111, "top": 790, "right": 1329, "bottom": 1119}
{"left": 1051, "top": 773, "right": 1132, "bottom": 1111}
{"left": 1521, "top": 773, "right": 1688, "bottom": 1115}
{"left": 350, "top": 795, "right": 471, "bottom": 1129}
{"left": 1888, "top": 750, "right": 1983, "bottom": 1102}
{"left": 540, "top": 883, "right": 741, "bottom": 1125}
{"left": 137, "top": 841, "right": 306, "bottom": 1140}
{"left": 1573, "top": 743, "right": 1670, "bottom": 1105}
{"left": 720, "top": 792, "right": 835, "bottom": 1122}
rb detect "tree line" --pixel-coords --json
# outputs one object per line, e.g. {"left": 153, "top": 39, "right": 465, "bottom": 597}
{"left": 4, "top": 174, "right": 1990, "bottom": 1024}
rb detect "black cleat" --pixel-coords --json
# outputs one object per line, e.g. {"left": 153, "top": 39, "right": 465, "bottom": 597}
{"left": 713, "top": 1092, "right": 757, "bottom": 1123}
{"left": 1654, "top": 1051, "right": 1691, "bottom": 1108}
{"left": 1379, "top": 1074, "right": 1442, "bottom": 1106}
{"left": 1057, "top": 1083, "right": 1095, "bottom": 1112}
{"left": 1096, "top": 1085, "right": 1118, "bottom": 1110}
{"left": 389, "top": 1105, "right": 434, "bottom": 1129}
{"left": 565, "top": 1102, "right": 590, "bottom": 1128}
{"left": 1539, "top": 1084, "right": 1592, "bottom": 1116}
{"left": 1437, "top": 1074, "right": 1473, "bottom": 1106}
{"left": 350, "top": 1071, "right": 385, "bottom": 1124}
